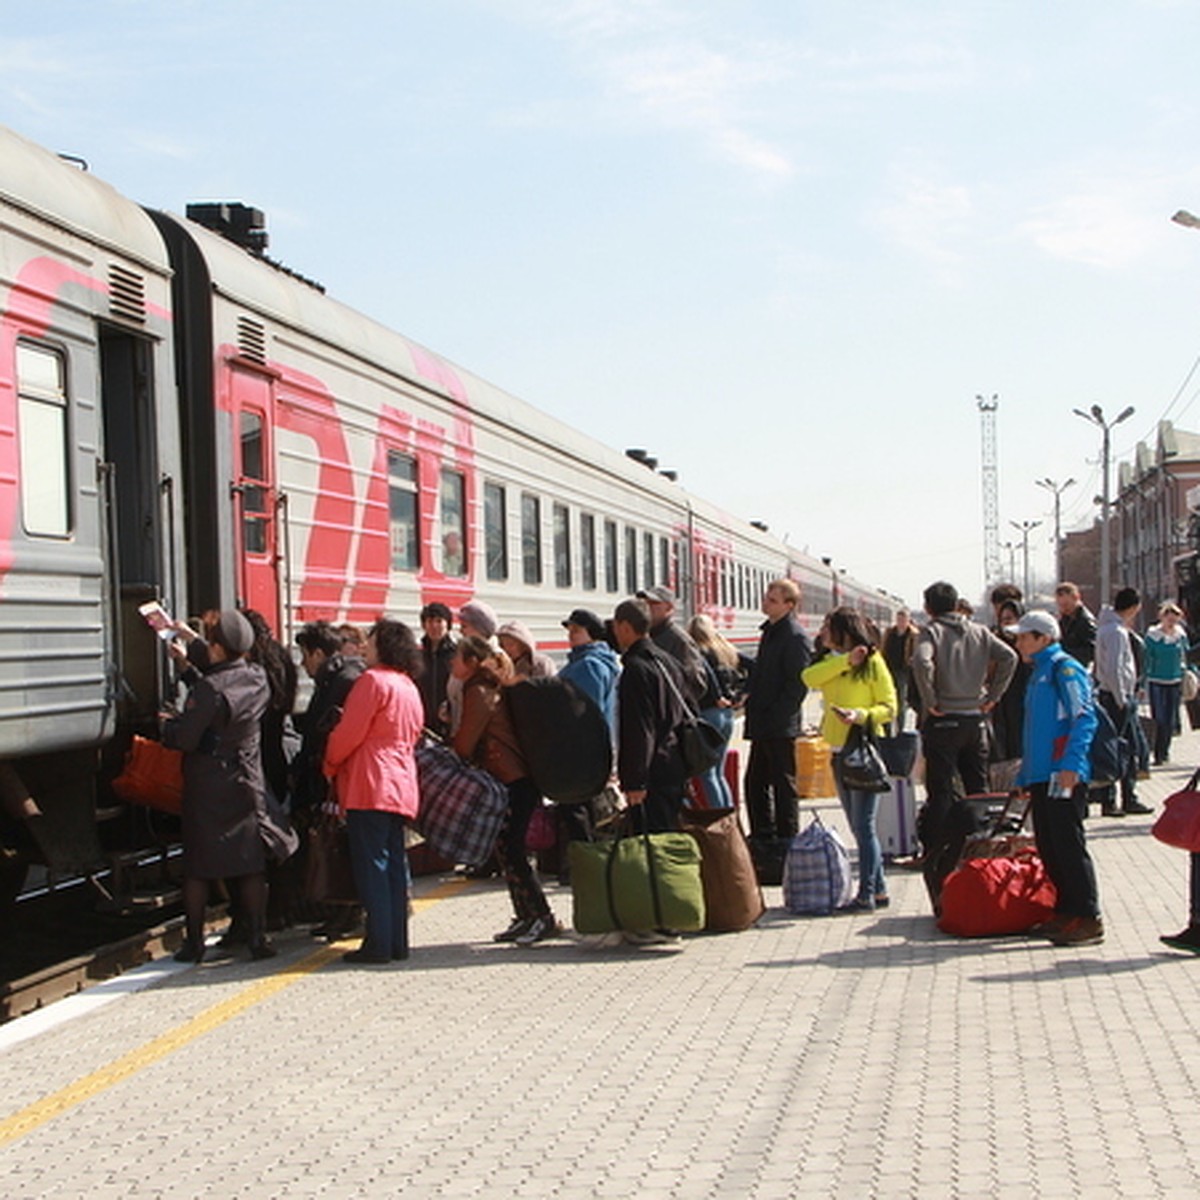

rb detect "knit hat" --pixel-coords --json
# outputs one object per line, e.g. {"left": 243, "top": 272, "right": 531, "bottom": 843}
{"left": 458, "top": 600, "right": 498, "bottom": 640}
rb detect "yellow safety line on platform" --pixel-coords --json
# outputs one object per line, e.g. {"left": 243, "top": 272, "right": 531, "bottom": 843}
{"left": 0, "top": 875, "right": 473, "bottom": 1149}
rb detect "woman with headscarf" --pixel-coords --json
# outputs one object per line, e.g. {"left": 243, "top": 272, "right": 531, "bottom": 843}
{"left": 163, "top": 610, "right": 296, "bottom": 963}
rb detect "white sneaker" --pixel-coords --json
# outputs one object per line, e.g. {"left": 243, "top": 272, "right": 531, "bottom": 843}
{"left": 622, "top": 928, "right": 683, "bottom": 946}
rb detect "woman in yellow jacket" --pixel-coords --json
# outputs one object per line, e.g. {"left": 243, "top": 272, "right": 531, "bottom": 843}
{"left": 802, "top": 607, "right": 897, "bottom": 911}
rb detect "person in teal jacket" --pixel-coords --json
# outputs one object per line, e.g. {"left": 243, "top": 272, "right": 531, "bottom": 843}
{"left": 1010, "top": 611, "right": 1102, "bottom": 946}
{"left": 1143, "top": 602, "right": 1189, "bottom": 765}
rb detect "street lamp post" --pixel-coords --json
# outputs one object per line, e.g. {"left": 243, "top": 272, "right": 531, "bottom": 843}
{"left": 1002, "top": 540, "right": 1017, "bottom": 583}
{"left": 1036, "top": 476, "right": 1076, "bottom": 584}
{"left": 1009, "top": 519, "right": 1043, "bottom": 600}
{"left": 1072, "top": 404, "right": 1134, "bottom": 607}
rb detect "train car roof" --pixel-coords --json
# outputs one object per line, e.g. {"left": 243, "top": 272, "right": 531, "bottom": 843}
{"left": 162, "top": 209, "right": 703, "bottom": 501}
{"left": 166, "top": 210, "right": 904, "bottom": 604}
{"left": 0, "top": 124, "right": 169, "bottom": 272}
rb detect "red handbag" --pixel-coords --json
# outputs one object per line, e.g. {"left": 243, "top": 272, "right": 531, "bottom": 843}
{"left": 1152, "top": 771, "right": 1200, "bottom": 852}
{"left": 111, "top": 734, "right": 184, "bottom": 814}
{"left": 937, "top": 850, "right": 1057, "bottom": 938}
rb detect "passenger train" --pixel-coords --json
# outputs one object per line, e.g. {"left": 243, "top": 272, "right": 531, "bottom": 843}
{"left": 0, "top": 123, "right": 903, "bottom": 879}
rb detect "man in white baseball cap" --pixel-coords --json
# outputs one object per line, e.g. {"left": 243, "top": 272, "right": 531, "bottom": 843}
{"left": 1006, "top": 609, "right": 1104, "bottom": 946}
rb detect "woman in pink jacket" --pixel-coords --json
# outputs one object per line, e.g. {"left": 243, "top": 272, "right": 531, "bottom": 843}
{"left": 324, "top": 619, "right": 424, "bottom": 964}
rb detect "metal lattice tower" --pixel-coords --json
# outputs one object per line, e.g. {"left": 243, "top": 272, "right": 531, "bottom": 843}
{"left": 977, "top": 393, "right": 1001, "bottom": 584}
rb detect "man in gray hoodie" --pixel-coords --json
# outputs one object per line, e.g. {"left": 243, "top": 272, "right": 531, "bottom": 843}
{"left": 911, "top": 580, "right": 1018, "bottom": 859}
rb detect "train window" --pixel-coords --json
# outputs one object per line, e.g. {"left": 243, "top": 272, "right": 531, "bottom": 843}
{"left": 16, "top": 343, "right": 70, "bottom": 538}
{"left": 484, "top": 481, "right": 508, "bottom": 581}
{"left": 643, "top": 532, "right": 655, "bottom": 587}
{"left": 580, "top": 513, "right": 596, "bottom": 591}
{"left": 624, "top": 526, "right": 637, "bottom": 594}
{"left": 659, "top": 537, "right": 669, "bottom": 589}
{"left": 438, "top": 468, "right": 467, "bottom": 577}
{"left": 239, "top": 412, "right": 269, "bottom": 555}
{"left": 604, "top": 520, "right": 618, "bottom": 592}
{"left": 521, "top": 492, "right": 542, "bottom": 585}
{"left": 388, "top": 451, "right": 420, "bottom": 571}
{"left": 553, "top": 503, "right": 571, "bottom": 588}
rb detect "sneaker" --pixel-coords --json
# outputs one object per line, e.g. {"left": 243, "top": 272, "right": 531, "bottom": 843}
{"left": 840, "top": 896, "right": 876, "bottom": 913}
{"left": 493, "top": 917, "right": 532, "bottom": 943}
{"left": 1159, "top": 926, "right": 1200, "bottom": 954}
{"left": 874, "top": 894, "right": 891, "bottom": 909}
{"left": 622, "top": 928, "right": 682, "bottom": 946}
{"left": 1122, "top": 800, "right": 1153, "bottom": 815}
{"left": 1047, "top": 916, "right": 1105, "bottom": 946}
{"left": 514, "top": 915, "right": 563, "bottom": 946}
{"left": 1100, "top": 805, "right": 1126, "bottom": 818}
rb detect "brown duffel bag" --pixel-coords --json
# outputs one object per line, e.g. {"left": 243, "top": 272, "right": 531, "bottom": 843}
{"left": 680, "top": 808, "right": 765, "bottom": 933}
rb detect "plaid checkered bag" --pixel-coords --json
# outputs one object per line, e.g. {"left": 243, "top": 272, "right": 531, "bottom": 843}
{"left": 415, "top": 742, "right": 509, "bottom": 867}
{"left": 781, "top": 816, "right": 854, "bottom": 916}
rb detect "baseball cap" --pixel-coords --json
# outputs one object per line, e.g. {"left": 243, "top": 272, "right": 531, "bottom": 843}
{"left": 636, "top": 586, "right": 676, "bottom": 605}
{"left": 1004, "top": 611, "right": 1060, "bottom": 640}
{"left": 562, "top": 608, "right": 606, "bottom": 641}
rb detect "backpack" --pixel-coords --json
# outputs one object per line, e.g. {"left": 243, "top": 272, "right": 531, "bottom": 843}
{"left": 506, "top": 677, "right": 613, "bottom": 803}
{"left": 1051, "top": 658, "right": 1125, "bottom": 784}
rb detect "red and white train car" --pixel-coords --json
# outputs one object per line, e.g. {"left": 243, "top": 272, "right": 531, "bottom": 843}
{"left": 0, "top": 123, "right": 902, "bottom": 854}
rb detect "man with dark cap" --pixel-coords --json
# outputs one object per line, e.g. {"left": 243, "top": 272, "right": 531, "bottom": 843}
{"left": 636, "top": 586, "right": 708, "bottom": 707}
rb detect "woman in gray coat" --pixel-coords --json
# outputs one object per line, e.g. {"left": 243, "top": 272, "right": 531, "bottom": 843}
{"left": 163, "top": 610, "right": 295, "bottom": 963}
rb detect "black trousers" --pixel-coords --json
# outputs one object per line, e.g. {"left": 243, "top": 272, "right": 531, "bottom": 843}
{"left": 500, "top": 777, "right": 551, "bottom": 922}
{"left": 745, "top": 737, "right": 798, "bottom": 840}
{"left": 1097, "top": 691, "right": 1138, "bottom": 807}
{"left": 1029, "top": 780, "right": 1100, "bottom": 919}
{"left": 918, "top": 713, "right": 989, "bottom": 854}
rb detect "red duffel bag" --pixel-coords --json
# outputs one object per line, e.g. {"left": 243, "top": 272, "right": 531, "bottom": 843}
{"left": 937, "top": 850, "right": 1057, "bottom": 938}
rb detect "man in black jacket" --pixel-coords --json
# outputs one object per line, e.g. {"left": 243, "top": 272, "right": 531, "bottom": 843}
{"left": 418, "top": 602, "right": 455, "bottom": 736}
{"left": 744, "top": 579, "right": 813, "bottom": 841}
{"left": 1055, "top": 582, "right": 1096, "bottom": 668}
{"left": 612, "top": 598, "right": 688, "bottom": 835}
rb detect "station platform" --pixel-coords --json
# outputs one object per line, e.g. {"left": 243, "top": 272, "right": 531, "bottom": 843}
{"left": 2, "top": 736, "right": 1200, "bottom": 1197}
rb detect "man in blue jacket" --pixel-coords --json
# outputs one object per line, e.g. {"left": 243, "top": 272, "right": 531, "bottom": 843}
{"left": 1010, "top": 611, "right": 1103, "bottom": 946}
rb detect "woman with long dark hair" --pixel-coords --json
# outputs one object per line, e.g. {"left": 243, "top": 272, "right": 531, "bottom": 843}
{"left": 324, "top": 619, "right": 425, "bottom": 964}
{"left": 802, "top": 607, "right": 897, "bottom": 912}
{"left": 452, "top": 635, "right": 560, "bottom": 946}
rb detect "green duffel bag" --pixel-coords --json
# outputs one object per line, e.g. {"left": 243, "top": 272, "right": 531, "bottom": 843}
{"left": 569, "top": 831, "right": 706, "bottom": 934}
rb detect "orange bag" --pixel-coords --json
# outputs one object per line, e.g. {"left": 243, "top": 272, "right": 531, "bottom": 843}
{"left": 111, "top": 735, "right": 184, "bottom": 814}
{"left": 794, "top": 736, "right": 836, "bottom": 799}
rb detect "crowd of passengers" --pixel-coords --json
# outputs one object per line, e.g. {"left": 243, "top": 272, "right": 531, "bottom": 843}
{"left": 153, "top": 572, "right": 1200, "bottom": 966}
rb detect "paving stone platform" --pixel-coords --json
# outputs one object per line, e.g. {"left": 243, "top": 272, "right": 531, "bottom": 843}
{"left": 2, "top": 734, "right": 1200, "bottom": 1197}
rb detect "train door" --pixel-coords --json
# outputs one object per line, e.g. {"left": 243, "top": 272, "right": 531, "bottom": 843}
{"left": 229, "top": 367, "right": 280, "bottom": 633}
{"left": 99, "top": 327, "right": 170, "bottom": 726}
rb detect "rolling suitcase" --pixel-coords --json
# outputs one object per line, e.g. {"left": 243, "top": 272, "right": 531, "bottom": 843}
{"left": 876, "top": 775, "right": 920, "bottom": 860}
{"left": 922, "top": 793, "right": 1019, "bottom": 913}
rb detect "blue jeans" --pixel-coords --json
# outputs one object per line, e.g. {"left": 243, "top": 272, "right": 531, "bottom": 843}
{"left": 1148, "top": 682, "right": 1181, "bottom": 763}
{"left": 835, "top": 758, "right": 885, "bottom": 903}
{"left": 345, "top": 809, "right": 411, "bottom": 958}
{"left": 696, "top": 706, "right": 735, "bottom": 808}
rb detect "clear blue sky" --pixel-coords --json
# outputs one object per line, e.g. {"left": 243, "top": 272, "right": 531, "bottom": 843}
{"left": 6, "top": 1, "right": 1200, "bottom": 607}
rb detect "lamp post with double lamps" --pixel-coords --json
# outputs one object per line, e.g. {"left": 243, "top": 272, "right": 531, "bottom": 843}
{"left": 1072, "top": 404, "right": 1134, "bottom": 608}
{"left": 1009, "top": 519, "right": 1042, "bottom": 600}
{"left": 1036, "top": 476, "right": 1075, "bottom": 584}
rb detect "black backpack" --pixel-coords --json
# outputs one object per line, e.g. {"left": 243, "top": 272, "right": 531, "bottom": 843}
{"left": 506, "top": 677, "right": 612, "bottom": 803}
